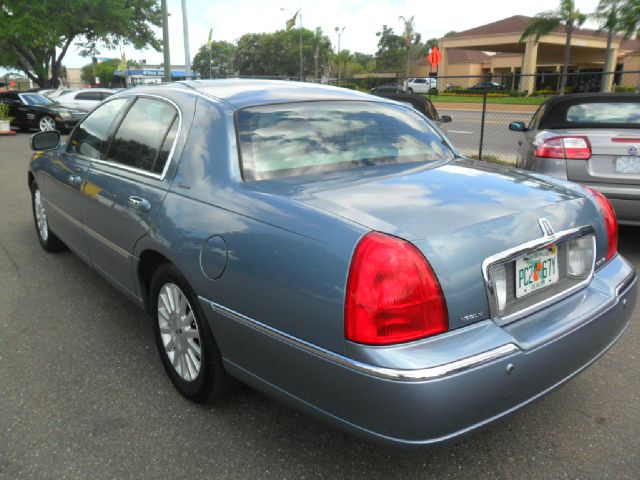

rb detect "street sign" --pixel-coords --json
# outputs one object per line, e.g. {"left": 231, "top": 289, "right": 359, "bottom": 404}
{"left": 428, "top": 47, "right": 443, "bottom": 68}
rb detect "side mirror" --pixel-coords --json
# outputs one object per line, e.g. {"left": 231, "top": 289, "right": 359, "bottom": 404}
{"left": 30, "top": 130, "right": 61, "bottom": 151}
{"left": 509, "top": 122, "right": 527, "bottom": 132}
{"left": 440, "top": 115, "right": 452, "bottom": 124}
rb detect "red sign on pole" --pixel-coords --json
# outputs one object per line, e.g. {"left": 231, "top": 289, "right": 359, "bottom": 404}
{"left": 428, "top": 47, "right": 443, "bottom": 68}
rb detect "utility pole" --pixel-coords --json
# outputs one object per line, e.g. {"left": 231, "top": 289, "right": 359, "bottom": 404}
{"left": 181, "top": 0, "right": 191, "bottom": 79}
{"left": 335, "top": 26, "right": 345, "bottom": 84}
{"left": 161, "top": 0, "right": 171, "bottom": 82}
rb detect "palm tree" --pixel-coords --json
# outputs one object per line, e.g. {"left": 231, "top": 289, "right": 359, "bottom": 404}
{"left": 399, "top": 15, "right": 416, "bottom": 77}
{"left": 593, "top": 0, "right": 640, "bottom": 92}
{"left": 520, "top": 0, "right": 587, "bottom": 94}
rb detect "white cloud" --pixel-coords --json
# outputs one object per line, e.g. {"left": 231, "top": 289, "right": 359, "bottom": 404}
{"left": 59, "top": 0, "right": 602, "bottom": 68}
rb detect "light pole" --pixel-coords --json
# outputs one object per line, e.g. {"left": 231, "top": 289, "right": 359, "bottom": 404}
{"left": 181, "top": 0, "right": 191, "bottom": 79}
{"left": 281, "top": 7, "right": 303, "bottom": 81}
{"left": 335, "top": 26, "right": 345, "bottom": 84}
{"left": 161, "top": 0, "right": 171, "bottom": 82}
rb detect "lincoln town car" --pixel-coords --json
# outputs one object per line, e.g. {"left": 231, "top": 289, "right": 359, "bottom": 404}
{"left": 28, "top": 80, "right": 637, "bottom": 447}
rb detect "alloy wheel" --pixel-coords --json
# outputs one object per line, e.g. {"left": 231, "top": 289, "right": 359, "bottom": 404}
{"left": 39, "top": 116, "right": 56, "bottom": 132}
{"left": 157, "top": 283, "right": 202, "bottom": 382}
{"left": 33, "top": 188, "right": 48, "bottom": 241}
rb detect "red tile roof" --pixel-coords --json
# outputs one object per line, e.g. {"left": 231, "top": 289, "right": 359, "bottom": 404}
{"left": 448, "top": 15, "right": 640, "bottom": 48}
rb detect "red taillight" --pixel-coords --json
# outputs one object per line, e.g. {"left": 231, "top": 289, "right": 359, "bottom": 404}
{"left": 586, "top": 187, "right": 618, "bottom": 261}
{"left": 535, "top": 136, "right": 591, "bottom": 160}
{"left": 345, "top": 232, "right": 448, "bottom": 345}
{"left": 611, "top": 137, "right": 640, "bottom": 143}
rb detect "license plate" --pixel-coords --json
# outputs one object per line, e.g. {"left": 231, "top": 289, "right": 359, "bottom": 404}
{"left": 615, "top": 156, "right": 640, "bottom": 174}
{"left": 515, "top": 246, "right": 559, "bottom": 299}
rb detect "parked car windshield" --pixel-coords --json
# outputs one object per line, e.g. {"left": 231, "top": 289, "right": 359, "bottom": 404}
{"left": 237, "top": 100, "right": 454, "bottom": 180}
{"left": 566, "top": 102, "right": 640, "bottom": 125}
{"left": 19, "top": 93, "right": 55, "bottom": 106}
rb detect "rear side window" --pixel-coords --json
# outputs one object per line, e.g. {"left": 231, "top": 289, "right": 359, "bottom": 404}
{"left": 105, "top": 97, "right": 178, "bottom": 174}
{"left": 238, "top": 100, "right": 454, "bottom": 180}
{"left": 566, "top": 102, "right": 640, "bottom": 125}
{"left": 76, "top": 91, "right": 102, "bottom": 101}
{"left": 67, "top": 98, "right": 129, "bottom": 159}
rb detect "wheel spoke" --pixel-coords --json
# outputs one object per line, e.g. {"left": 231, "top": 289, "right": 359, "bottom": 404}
{"left": 187, "top": 339, "right": 201, "bottom": 358}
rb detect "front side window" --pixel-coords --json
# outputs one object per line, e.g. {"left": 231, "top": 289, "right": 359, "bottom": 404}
{"left": 105, "top": 97, "right": 178, "bottom": 174}
{"left": 19, "top": 93, "right": 54, "bottom": 106}
{"left": 566, "top": 102, "right": 640, "bottom": 125}
{"left": 67, "top": 98, "right": 129, "bottom": 159}
{"left": 238, "top": 101, "right": 455, "bottom": 180}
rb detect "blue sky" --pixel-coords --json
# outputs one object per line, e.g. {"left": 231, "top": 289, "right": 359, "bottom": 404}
{"left": 19, "top": 0, "right": 606, "bottom": 69}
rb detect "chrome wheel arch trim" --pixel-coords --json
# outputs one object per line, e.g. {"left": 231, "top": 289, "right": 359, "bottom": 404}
{"left": 204, "top": 298, "right": 520, "bottom": 382}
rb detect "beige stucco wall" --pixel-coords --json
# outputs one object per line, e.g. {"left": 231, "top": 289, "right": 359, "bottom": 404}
{"left": 620, "top": 53, "right": 640, "bottom": 88}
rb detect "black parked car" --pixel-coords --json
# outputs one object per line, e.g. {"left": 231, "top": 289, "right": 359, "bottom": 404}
{"left": 371, "top": 91, "right": 452, "bottom": 127}
{"left": 370, "top": 82, "right": 404, "bottom": 93}
{"left": 0, "top": 91, "right": 85, "bottom": 132}
{"left": 469, "top": 81, "right": 507, "bottom": 91}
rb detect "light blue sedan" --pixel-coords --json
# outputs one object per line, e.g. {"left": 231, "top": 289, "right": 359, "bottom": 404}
{"left": 27, "top": 80, "right": 637, "bottom": 447}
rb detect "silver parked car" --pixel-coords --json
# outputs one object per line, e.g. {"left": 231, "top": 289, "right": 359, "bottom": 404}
{"left": 54, "top": 88, "right": 116, "bottom": 112}
{"left": 28, "top": 81, "right": 636, "bottom": 447}
{"left": 510, "top": 93, "right": 640, "bottom": 225}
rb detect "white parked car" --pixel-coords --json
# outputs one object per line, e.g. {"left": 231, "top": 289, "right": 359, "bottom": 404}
{"left": 44, "top": 88, "right": 77, "bottom": 100}
{"left": 54, "top": 88, "right": 115, "bottom": 111}
{"left": 404, "top": 77, "right": 437, "bottom": 94}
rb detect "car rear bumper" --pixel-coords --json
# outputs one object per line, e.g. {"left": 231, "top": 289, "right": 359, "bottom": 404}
{"left": 199, "top": 255, "right": 636, "bottom": 447}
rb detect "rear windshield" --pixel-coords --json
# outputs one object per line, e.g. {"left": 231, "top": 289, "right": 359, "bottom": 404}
{"left": 237, "top": 101, "right": 454, "bottom": 180}
{"left": 566, "top": 102, "right": 640, "bottom": 125}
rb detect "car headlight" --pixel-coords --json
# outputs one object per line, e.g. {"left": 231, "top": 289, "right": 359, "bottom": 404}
{"left": 59, "top": 111, "right": 71, "bottom": 119}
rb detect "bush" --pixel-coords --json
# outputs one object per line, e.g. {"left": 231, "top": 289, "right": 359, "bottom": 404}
{"left": 338, "top": 82, "right": 358, "bottom": 90}
{"left": 0, "top": 102, "right": 12, "bottom": 121}
{"left": 615, "top": 85, "right": 636, "bottom": 93}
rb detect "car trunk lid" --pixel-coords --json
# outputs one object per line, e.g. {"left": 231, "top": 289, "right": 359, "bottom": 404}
{"left": 249, "top": 159, "right": 606, "bottom": 331}
{"left": 561, "top": 128, "right": 640, "bottom": 186}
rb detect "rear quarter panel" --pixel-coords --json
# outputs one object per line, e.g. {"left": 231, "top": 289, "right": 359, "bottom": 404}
{"left": 136, "top": 96, "right": 367, "bottom": 354}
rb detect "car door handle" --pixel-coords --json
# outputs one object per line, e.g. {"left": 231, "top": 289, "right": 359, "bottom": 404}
{"left": 128, "top": 196, "right": 151, "bottom": 212}
{"left": 68, "top": 174, "right": 82, "bottom": 186}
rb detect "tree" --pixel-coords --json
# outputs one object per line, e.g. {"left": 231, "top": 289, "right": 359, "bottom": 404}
{"left": 593, "top": 0, "right": 640, "bottom": 91}
{"left": 375, "top": 25, "right": 405, "bottom": 73}
{"left": 521, "top": 0, "right": 587, "bottom": 94}
{"left": 192, "top": 41, "right": 235, "bottom": 78}
{"left": 234, "top": 28, "right": 332, "bottom": 78}
{"left": 0, "top": 1, "right": 161, "bottom": 88}
{"left": 425, "top": 38, "right": 439, "bottom": 50}
{"left": 399, "top": 15, "right": 417, "bottom": 77}
{"left": 81, "top": 58, "right": 138, "bottom": 87}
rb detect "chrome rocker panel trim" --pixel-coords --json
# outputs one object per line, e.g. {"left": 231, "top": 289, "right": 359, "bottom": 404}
{"left": 206, "top": 299, "right": 520, "bottom": 382}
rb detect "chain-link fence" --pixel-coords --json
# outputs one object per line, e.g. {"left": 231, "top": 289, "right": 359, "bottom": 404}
{"left": 332, "top": 70, "right": 640, "bottom": 165}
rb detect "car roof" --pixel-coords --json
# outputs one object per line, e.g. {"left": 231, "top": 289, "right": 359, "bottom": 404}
{"left": 539, "top": 93, "right": 640, "bottom": 130}
{"left": 172, "top": 79, "right": 382, "bottom": 109}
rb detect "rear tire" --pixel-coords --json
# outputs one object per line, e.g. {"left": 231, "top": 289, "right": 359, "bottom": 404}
{"left": 30, "top": 184, "right": 66, "bottom": 252}
{"left": 150, "top": 263, "right": 236, "bottom": 403}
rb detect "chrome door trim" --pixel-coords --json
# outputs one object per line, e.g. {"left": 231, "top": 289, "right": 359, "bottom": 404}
{"left": 205, "top": 298, "right": 520, "bottom": 382}
{"left": 69, "top": 94, "right": 183, "bottom": 182}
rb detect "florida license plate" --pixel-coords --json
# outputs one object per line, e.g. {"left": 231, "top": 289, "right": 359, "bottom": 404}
{"left": 615, "top": 156, "right": 640, "bottom": 174}
{"left": 515, "top": 246, "right": 559, "bottom": 299}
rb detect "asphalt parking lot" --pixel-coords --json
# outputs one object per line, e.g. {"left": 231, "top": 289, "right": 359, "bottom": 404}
{"left": 0, "top": 133, "right": 638, "bottom": 479}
